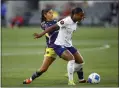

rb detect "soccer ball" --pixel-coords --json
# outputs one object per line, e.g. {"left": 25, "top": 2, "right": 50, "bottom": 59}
{"left": 88, "top": 73, "right": 100, "bottom": 84}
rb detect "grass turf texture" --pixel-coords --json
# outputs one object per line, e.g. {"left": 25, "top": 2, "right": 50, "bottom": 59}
{"left": 1, "top": 26, "right": 118, "bottom": 87}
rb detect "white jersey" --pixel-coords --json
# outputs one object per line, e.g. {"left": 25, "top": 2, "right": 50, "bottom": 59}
{"left": 55, "top": 16, "right": 77, "bottom": 47}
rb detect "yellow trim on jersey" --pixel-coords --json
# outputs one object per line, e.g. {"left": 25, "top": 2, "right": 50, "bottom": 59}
{"left": 44, "top": 48, "right": 57, "bottom": 59}
{"left": 45, "top": 33, "right": 50, "bottom": 38}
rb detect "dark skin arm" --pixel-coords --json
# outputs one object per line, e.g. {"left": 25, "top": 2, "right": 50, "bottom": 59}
{"left": 34, "top": 24, "right": 59, "bottom": 39}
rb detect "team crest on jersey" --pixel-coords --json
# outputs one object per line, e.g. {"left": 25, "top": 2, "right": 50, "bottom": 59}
{"left": 60, "top": 20, "right": 64, "bottom": 25}
{"left": 46, "top": 51, "right": 49, "bottom": 54}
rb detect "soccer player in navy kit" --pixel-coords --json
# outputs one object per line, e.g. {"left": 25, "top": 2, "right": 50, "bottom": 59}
{"left": 34, "top": 7, "right": 86, "bottom": 85}
{"left": 23, "top": 9, "right": 59, "bottom": 84}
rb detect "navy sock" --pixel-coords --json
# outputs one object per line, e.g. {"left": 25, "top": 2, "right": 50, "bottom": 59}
{"left": 31, "top": 71, "right": 43, "bottom": 80}
{"left": 77, "top": 68, "right": 84, "bottom": 80}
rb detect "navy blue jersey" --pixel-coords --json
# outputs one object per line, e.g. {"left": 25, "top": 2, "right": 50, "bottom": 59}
{"left": 40, "top": 20, "right": 59, "bottom": 47}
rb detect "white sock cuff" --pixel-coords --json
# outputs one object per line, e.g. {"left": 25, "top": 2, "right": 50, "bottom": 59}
{"left": 74, "top": 63, "right": 83, "bottom": 72}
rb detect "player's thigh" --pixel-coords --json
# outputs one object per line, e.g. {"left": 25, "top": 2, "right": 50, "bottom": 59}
{"left": 73, "top": 51, "right": 84, "bottom": 64}
{"left": 61, "top": 50, "right": 75, "bottom": 61}
{"left": 53, "top": 45, "right": 74, "bottom": 61}
{"left": 40, "top": 48, "right": 56, "bottom": 71}
{"left": 44, "top": 48, "right": 57, "bottom": 59}
{"left": 66, "top": 46, "right": 84, "bottom": 64}
{"left": 53, "top": 44, "right": 74, "bottom": 61}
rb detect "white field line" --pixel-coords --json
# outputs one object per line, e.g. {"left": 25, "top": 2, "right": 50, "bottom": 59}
{"left": 81, "top": 44, "right": 110, "bottom": 51}
{"left": 2, "top": 44, "right": 110, "bottom": 56}
{"left": 2, "top": 40, "right": 117, "bottom": 46}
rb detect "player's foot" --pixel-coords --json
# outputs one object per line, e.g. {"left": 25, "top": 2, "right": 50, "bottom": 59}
{"left": 68, "top": 80, "right": 76, "bottom": 85}
{"left": 23, "top": 78, "right": 32, "bottom": 84}
{"left": 79, "top": 79, "right": 87, "bottom": 83}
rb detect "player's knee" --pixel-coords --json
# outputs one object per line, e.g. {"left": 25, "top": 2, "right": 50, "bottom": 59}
{"left": 62, "top": 51, "right": 75, "bottom": 61}
{"left": 80, "top": 60, "right": 84, "bottom": 64}
{"left": 79, "top": 56, "right": 84, "bottom": 64}
{"left": 76, "top": 58, "right": 84, "bottom": 64}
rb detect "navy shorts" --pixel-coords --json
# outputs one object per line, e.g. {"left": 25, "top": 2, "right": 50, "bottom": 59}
{"left": 52, "top": 44, "right": 77, "bottom": 57}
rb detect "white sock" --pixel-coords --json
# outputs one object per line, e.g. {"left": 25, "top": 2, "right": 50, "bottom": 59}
{"left": 67, "top": 60, "right": 75, "bottom": 81}
{"left": 74, "top": 63, "right": 83, "bottom": 72}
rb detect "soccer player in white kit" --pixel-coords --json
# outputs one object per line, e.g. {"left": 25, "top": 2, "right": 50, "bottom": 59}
{"left": 34, "top": 7, "right": 86, "bottom": 85}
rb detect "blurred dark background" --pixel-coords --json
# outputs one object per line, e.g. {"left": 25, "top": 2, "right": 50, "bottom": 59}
{"left": 1, "top": 0, "right": 119, "bottom": 27}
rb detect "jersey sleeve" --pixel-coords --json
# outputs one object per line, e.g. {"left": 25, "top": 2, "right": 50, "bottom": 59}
{"left": 40, "top": 22, "right": 47, "bottom": 30}
{"left": 57, "top": 17, "right": 68, "bottom": 27}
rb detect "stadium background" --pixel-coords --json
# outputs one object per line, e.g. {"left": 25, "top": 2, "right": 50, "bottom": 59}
{"left": 1, "top": 0, "right": 118, "bottom": 87}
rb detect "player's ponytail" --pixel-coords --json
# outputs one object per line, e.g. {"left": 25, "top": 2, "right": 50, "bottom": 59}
{"left": 41, "top": 10, "right": 46, "bottom": 22}
{"left": 41, "top": 8, "right": 51, "bottom": 22}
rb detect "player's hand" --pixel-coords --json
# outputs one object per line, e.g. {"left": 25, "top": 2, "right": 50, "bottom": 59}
{"left": 33, "top": 33, "right": 43, "bottom": 39}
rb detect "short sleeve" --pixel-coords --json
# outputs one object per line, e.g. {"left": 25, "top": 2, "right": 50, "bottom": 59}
{"left": 40, "top": 22, "right": 47, "bottom": 30}
{"left": 57, "top": 17, "right": 69, "bottom": 27}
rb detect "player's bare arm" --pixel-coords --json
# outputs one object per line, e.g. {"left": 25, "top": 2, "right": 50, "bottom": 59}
{"left": 34, "top": 24, "right": 59, "bottom": 39}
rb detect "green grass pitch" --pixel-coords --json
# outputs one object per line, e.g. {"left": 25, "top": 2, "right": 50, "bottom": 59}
{"left": 1, "top": 26, "right": 118, "bottom": 87}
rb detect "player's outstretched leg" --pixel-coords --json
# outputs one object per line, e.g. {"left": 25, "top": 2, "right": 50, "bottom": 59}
{"left": 23, "top": 56, "right": 55, "bottom": 84}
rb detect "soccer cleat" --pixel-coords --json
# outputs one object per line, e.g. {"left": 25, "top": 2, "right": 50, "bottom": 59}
{"left": 23, "top": 78, "right": 32, "bottom": 84}
{"left": 79, "top": 79, "right": 87, "bottom": 83}
{"left": 68, "top": 80, "right": 76, "bottom": 85}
